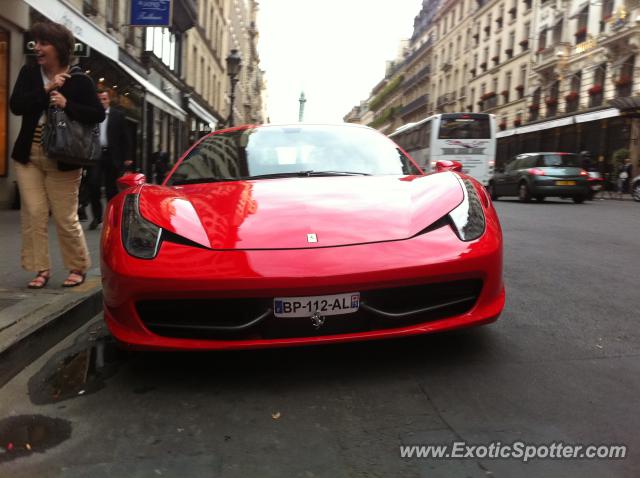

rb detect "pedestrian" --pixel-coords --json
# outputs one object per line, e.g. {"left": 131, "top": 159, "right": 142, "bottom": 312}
{"left": 617, "top": 157, "right": 632, "bottom": 197}
{"left": 580, "top": 150, "right": 593, "bottom": 171}
{"left": 9, "top": 21, "right": 105, "bottom": 288}
{"left": 88, "top": 89, "right": 132, "bottom": 230}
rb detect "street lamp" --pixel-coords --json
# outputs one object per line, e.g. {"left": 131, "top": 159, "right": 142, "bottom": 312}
{"left": 226, "top": 49, "right": 242, "bottom": 127}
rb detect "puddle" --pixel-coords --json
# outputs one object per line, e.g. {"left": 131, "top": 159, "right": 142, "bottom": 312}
{"left": 0, "top": 415, "right": 71, "bottom": 462}
{"left": 28, "top": 323, "right": 126, "bottom": 405}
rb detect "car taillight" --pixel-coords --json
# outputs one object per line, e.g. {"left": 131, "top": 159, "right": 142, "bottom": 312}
{"left": 580, "top": 169, "right": 589, "bottom": 176}
{"left": 528, "top": 168, "right": 545, "bottom": 176}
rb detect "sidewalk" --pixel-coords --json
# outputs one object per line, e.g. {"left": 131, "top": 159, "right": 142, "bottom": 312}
{"left": 0, "top": 210, "right": 103, "bottom": 363}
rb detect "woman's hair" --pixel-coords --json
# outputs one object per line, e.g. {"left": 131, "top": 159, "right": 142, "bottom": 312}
{"left": 30, "top": 21, "right": 75, "bottom": 67}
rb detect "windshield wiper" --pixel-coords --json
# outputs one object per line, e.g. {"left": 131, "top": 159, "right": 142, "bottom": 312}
{"left": 171, "top": 177, "right": 228, "bottom": 185}
{"left": 243, "top": 170, "right": 371, "bottom": 180}
{"left": 308, "top": 170, "right": 371, "bottom": 176}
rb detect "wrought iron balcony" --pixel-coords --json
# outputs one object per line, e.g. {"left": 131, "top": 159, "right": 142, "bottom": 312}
{"left": 401, "top": 94, "right": 429, "bottom": 117}
{"left": 403, "top": 65, "right": 431, "bottom": 91}
{"left": 534, "top": 43, "right": 572, "bottom": 72}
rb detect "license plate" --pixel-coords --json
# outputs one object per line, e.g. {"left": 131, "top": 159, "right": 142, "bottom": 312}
{"left": 556, "top": 180, "right": 576, "bottom": 186}
{"left": 273, "top": 293, "right": 360, "bottom": 318}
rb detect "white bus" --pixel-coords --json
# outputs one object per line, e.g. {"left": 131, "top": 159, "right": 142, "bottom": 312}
{"left": 389, "top": 113, "right": 496, "bottom": 185}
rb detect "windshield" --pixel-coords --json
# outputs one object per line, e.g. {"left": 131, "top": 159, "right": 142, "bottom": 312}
{"left": 438, "top": 114, "right": 491, "bottom": 139}
{"left": 167, "top": 125, "right": 421, "bottom": 185}
{"left": 537, "top": 154, "right": 579, "bottom": 167}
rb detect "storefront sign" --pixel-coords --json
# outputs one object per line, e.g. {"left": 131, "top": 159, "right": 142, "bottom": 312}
{"left": 130, "top": 0, "right": 173, "bottom": 27}
{"left": 23, "top": 34, "right": 90, "bottom": 57}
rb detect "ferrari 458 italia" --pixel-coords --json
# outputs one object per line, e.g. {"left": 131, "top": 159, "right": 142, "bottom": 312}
{"left": 101, "top": 123, "right": 505, "bottom": 350}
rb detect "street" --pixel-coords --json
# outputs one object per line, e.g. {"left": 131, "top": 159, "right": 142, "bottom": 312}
{"left": 0, "top": 198, "right": 638, "bottom": 478}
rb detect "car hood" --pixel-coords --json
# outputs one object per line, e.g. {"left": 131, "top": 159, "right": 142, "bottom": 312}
{"left": 137, "top": 173, "right": 464, "bottom": 250}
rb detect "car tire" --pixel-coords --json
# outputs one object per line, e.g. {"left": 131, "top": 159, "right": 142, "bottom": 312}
{"left": 535, "top": 195, "right": 545, "bottom": 202}
{"left": 633, "top": 182, "right": 640, "bottom": 202}
{"left": 573, "top": 195, "right": 586, "bottom": 204}
{"left": 488, "top": 181, "right": 499, "bottom": 200}
{"left": 518, "top": 182, "right": 531, "bottom": 203}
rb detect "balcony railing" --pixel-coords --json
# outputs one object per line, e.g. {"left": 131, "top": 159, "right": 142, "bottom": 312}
{"left": 404, "top": 37, "right": 433, "bottom": 66}
{"left": 534, "top": 43, "right": 572, "bottom": 72}
{"left": 436, "top": 92, "right": 457, "bottom": 107}
{"left": 403, "top": 65, "right": 431, "bottom": 91}
{"left": 401, "top": 94, "right": 429, "bottom": 117}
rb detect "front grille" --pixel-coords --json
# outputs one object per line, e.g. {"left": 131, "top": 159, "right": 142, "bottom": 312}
{"left": 136, "top": 279, "right": 483, "bottom": 341}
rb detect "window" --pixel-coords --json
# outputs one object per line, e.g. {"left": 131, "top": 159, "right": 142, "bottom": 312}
{"left": 504, "top": 71, "right": 512, "bottom": 102}
{"left": 169, "top": 126, "right": 421, "bottom": 184}
{"left": 507, "top": 31, "right": 515, "bottom": 58}
{"left": 200, "top": 56, "right": 205, "bottom": 95}
{"left": 575, "top": 6, "right": 589, "bottom": 43}
{"left": 538, "top": 28, "right": 547, "bottom": 51}
{"left": 537, "top": 154, "right": 579, "bottom": 167}
{"left": 145, "top": 27, "right": 180, "bottom": 72}
{"left": 438, "top": 115, "right": 491, "bottom": 139}
{"left": 106, "top": 0, "right": 119, "bottom": 28}
{"left": 552, "top": 19, "right": 563, "bottom": 44}
{"left": 601, "top": 0, "right": 614, "bottom": 31}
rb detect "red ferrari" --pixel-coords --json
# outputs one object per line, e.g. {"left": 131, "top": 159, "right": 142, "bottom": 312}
{"left": 101, "top": 124, "right": 504, "bottom": 350}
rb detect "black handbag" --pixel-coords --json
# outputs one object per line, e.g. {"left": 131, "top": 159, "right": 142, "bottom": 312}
{"left": 41, "top": 70, "right": 101, "bottom": 167}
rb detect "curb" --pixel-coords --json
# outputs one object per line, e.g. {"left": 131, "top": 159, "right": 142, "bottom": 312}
{"left": 0, "top": 285, "right": 103, "bottom": 388}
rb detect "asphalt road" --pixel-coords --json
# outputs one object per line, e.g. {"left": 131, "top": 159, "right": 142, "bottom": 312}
{"left": 0, "top": 198, "right": 638, "bottom": 478}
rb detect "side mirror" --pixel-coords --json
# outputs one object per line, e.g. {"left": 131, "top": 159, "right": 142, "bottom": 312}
{"left": 117, "top": 173, "right": 146, "bottom": 192}
{"left": 435, "top": 160, "right": 463, "bottom": 172}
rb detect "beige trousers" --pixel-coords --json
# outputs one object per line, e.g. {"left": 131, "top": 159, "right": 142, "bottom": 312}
{"left": 14, "top": 143, "right": 91, "bottom": 273}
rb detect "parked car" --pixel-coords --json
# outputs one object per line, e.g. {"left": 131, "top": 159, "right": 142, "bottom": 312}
{"left": 632, "top": 174, "right": 640, "bottom": 202}
{"left": 101, "top": 123, "right": 505, "bottom": 351}
{"left": 489, "top": 152, "right": 590, "bottom": 203}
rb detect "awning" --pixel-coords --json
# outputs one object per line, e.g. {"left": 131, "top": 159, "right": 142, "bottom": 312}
{"left": 187, "top": 98, "right": 218, "bottom": 128}
{"left": 118, "top": 62, "right": 187, "bottom": 122}
{"left": 609, "top": 96, "right": 640, "bottom": 111}
{"left": 515, "top": 116, "right": 574, "bottom": 134}
{"left": 574, "top": 108, "right": 619, "bottom": 123}
{"left": 496, "top": 129, "right": 515, "bottom": 138}
{"left": 24, "top": 0, "right": 119, "bottom": 61}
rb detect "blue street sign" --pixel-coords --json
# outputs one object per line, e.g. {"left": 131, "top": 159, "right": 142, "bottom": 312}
{"left": 130, "top": 0, "right": 172, "bottom": 27}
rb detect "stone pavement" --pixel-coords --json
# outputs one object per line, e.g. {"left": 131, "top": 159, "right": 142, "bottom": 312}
{"left": 0, "top": 210, "right": 103, "bottom": 360}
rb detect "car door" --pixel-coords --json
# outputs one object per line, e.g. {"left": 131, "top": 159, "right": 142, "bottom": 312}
{"left": 494, "top": 157, "right": 516, "bottom": 195}
{"left": 503, "top": 157, "right": 523, "bottom": 196}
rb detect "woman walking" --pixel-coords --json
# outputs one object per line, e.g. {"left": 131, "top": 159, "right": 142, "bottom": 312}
{"left": 10, "top": 21, "right": 104, "bottom": 288}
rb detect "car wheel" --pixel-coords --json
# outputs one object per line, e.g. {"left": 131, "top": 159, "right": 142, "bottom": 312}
{"left": 535, "top": 195, "right": 545, "bottom": 202}
{"left": 573, "top": 195, "right": 586, "bottom": 204}
{"left": 518, "top": 182, "right": 531, "bottom": 203}
{"left": 488, "top": 182, "right": 499, "bottom": 200}
{"left": 633, "top": 182, "right": 640, "bottom": 202}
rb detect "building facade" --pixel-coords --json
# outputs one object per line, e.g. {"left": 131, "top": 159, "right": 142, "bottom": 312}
{"left": 227, "top": 0, "right": 265, "bottom": 126}
{"left": 346, "top": 0, "right": 640, "bottom": 175}
{"left": 0, "top": 0, "right": 266, "bottom": 209}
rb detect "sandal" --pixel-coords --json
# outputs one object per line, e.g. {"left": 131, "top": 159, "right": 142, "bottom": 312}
{"left": 28, "top": 270, "right": 50, "bottom": 289}
{"left": 62, "top": 270, "right": 86, "bottom": 288}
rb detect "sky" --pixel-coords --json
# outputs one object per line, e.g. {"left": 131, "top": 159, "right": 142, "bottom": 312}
{"left": 257, "top": 0, "right": 424, "bottom": 124}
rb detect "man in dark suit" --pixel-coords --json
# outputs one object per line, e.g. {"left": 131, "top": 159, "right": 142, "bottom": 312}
{"left": 88, "top": 89, "right": 132, "bottom": 229}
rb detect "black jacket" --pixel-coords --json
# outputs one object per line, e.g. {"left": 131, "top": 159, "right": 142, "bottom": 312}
{"left": 10, "top": 64, "right": 105, "bottom": 170}
{"left": 103, "top": 107, "right": 132, "bottom": 171}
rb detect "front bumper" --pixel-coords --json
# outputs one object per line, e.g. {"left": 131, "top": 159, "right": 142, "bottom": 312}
{"left": 101, "top": 210, "right": 504, "bottom": 351}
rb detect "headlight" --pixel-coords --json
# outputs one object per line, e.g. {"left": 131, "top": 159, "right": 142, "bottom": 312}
{"left": 121, "top": 194, "right": 162, "bottom": 259}
{"left": 448, "top": 176, "right": 486, "bottom": 241}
